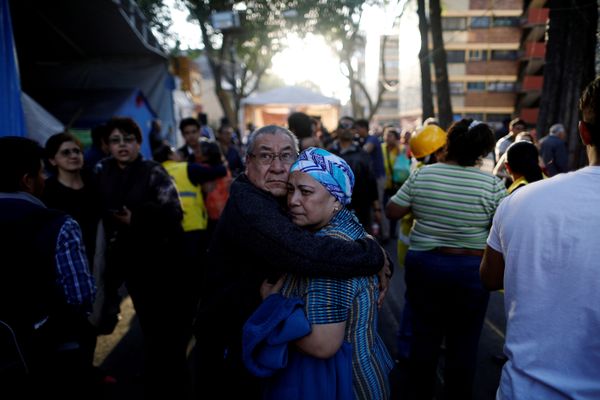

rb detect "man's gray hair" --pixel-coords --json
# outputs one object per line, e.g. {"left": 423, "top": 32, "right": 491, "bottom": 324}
{"left": 246, "top": 125, "right": 299, "bottom": 155}
{"left": 549, "top": 123, "right": 565, "bottom": 136}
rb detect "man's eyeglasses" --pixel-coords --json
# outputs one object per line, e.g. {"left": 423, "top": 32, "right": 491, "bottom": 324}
{"left": 108, "top": 135, "right": 137, "bottom": 145}
{"left": 249, "top": 152, "right": 298, "bottom": 165}
{"left": 59, "top": 148, "right": 82, "bottom": 157}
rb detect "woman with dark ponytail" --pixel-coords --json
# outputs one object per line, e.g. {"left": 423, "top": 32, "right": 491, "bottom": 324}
{"left": 505, "top": 141, "right": 544, "bottom": 194}
{"left": 386, "top": 118, "right": 507, "bottom": 399}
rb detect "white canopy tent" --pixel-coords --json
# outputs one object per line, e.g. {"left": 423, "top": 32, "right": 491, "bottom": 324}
{"left": 21, "top": 92, "right": 64, "bottom": 146}
{"left": 240, "top": 86, "right": 341, "bottom": 133}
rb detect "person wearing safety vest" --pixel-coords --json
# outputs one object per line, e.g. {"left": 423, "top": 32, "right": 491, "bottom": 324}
{"left": 154, "top": 145, "right": 227, "bottom": 326}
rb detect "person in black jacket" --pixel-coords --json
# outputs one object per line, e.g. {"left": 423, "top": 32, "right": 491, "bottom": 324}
{"left": 193, "top": 125, "right": 391, "bottom": 399}
{"left": 94, "top": 117, "right": 188, "bottom": 398}
{"left": 539, "top": 123, "right": 569, "bottom": 176}
{"left": 330, "top": 126, "right": 381, "bottom": 235}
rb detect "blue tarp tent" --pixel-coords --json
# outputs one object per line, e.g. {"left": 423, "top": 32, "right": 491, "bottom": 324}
{"left": 0, "top": 0, "right": 25, "bottom": 136}
{"left": 38, "top": 88, "right": 157, "bottom": 159}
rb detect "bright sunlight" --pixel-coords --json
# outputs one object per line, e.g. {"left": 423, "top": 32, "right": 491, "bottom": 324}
{"left": 270, "top": 34, "right": 351, "bottom": 104}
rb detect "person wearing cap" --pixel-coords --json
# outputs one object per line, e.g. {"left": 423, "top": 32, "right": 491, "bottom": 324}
{"left": 252, "top": 147, "right": 393, "bottom": 399}
{"left": 385, "top": 123, "right": 448, "bottom": 361}
{"left": 495, "top": 118, "right": 527, "bottom": 162}
{"left": 386, "top": 119, "right": 506, "bottom": 399}
{"left": 395, "top": 124, "right": 448, "bottom": 267}
{"left": 539, "top": 123, "right": 569, "bottom": 176}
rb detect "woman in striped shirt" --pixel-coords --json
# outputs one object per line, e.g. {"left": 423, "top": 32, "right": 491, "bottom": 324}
{"left": 386, "top": 119, "right": 506, "bottom": 399}
{"left": 262, "top": 147, "right": 393, "bottom": 399}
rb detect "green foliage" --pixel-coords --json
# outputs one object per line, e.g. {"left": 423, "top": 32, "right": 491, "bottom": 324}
{"left": 139, "top": 0, "right": 391, "bottom": 121}
{"left": 136, "top": 0, "right": 175, "bottom": 48}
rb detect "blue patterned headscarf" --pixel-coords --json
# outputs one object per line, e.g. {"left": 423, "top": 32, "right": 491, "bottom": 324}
{"left": 289, "top": 147, "right": 354, "bottom": 205}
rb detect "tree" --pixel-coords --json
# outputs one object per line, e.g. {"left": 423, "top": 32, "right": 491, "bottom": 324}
{"left": 140, "top": 1, "right": 390, "bottom": 125}
{"left": 429, "top": 0, "right": 452, "bottom": 129}
{"left": 183, "top": 0, "right": 292, "bottom": 127}
{"left": 315, "top": 1, "right": 406, "bottom": 121}
{"left": 181, "top": 0, "right": 382, "bottom": 126}
{"left": 417, "top": 0, "right": 434, "bottom": 121}
{"left": 137, "top": 0, "right": 175, "bottom": 49}
{"left": 537, "top": 0, "right": 597, "bottom": 169}
{"left": 292, "top": 1, "right": 375, "bottom": 119}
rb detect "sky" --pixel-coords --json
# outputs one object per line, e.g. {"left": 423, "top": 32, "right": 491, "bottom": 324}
{"left": 164, "top": 1, "right": 419, "bottom": 105}
{"left": 165, "top": 0, "right": 203, "bottom": 49}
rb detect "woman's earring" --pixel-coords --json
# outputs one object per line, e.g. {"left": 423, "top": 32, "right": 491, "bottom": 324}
{"left": 333, "top": 206, "right": 340, "bottom": 213}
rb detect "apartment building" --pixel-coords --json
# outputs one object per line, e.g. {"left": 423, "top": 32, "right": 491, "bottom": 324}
{"left": 434, "top": 0, "right": 524, "bottom": 131}
{"left": 367, "top": 0, "right": 551, "bottom": 132}
{"left": 372, "top": 34, "right": 401, "bottom": 128}
{"left": 515, "top": 0, "right": 548, "bottom": 126}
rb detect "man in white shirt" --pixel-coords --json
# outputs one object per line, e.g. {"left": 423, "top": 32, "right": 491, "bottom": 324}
{"left": 494, "top": 118, "right": 526, "bottom": 162}
{"left": 480, "top": 77, "right": 600, "bottom": 399}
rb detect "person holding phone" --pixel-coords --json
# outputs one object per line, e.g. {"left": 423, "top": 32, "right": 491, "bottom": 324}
{"left": 94, "top": 117, "right": 188, "bottom": 398}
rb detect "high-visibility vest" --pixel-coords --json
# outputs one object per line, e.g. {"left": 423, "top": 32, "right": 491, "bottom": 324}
{"left": 162, "top": 160, "right": 208, "bottom": 232}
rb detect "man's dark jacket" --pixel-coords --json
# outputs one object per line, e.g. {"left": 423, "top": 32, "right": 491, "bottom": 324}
{"left": 540, "top": 134, "right": 568, "bottom": 176}
{"left": 195, "top": 174, "right": 385, "bottom": 395}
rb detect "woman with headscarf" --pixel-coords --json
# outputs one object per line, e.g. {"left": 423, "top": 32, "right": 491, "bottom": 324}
{"left": 244, "top": 147, "right": 393, "bottom": 399}
{"left": 386, "top": 119, "right": 507, "bottom": 399}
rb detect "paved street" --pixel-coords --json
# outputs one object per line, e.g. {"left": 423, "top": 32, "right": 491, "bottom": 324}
{"left": 379, "top": 239, "right": 507, "bottom": 399}
{"left": 94, "top": 239, "right": 506, "bottom": 399}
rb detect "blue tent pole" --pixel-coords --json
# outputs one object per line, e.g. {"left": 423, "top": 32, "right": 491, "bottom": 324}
{"left": 0, "top": 0, "right": 26, "bottom": 137}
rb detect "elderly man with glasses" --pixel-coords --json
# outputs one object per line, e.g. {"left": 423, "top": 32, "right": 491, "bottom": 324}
{"left": 194, "top": 124, "right": 391, "bottom": 399}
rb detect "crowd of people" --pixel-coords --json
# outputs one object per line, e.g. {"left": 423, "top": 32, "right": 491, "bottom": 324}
{"left": 1, "top": 76, "right": 599, "bottom": 400}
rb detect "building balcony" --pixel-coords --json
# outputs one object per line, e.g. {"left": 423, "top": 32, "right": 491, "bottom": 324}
{"left": 464, "top": 92, "right": 516, "bottom": 108}
{"left": 526, "top": 7, "right": 549, "bottom": 25}
{"left": 466, "top": 60, "right": 519, "bottom": 75}
{"left": 521, "top": 75, "right": 543, "bottom": 91}
{"left": 523, "top": 42, "right": 546, "bottom": 58}
{"left": 520, "top": 42, "right": 545, "bottom": 75}
{"left": 468, "top": 27, "right": 522, "bottom": 44}
{"left": 518, "top": 76, "right": 543, "bottom": 107}
{"left": 520, "top": 107, "right": 539, "bottom": 124}
{"left": 522, "top": 8, "right": 548, "bottom": 42}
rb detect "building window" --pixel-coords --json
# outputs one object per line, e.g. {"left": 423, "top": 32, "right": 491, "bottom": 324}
{"left": 442, "top": 17, "right": 467, "bottom": 30}
{"left": 487, "top": 81, "right": 515, "bottom": 92}
{"left": 464, "top": 113, "right": 484, "bottom": 120}
{"left": 450, "top": 82, "right": 465, "bottom": 94}
{"left": 468, "top": 49, "right": 488, "bottom": 61}
{"left": 491, "top": 50, "right": 518, "bottom": 60}
{"left": 446, "top": 50, "right": 466, "bottom": 63}
{"left": 467, "top": 81, "right": 486, "bottom": 91}
{"left": 493, "top": 17, "right": 520, "bottom": 27}
{"left": 471, "top": 17, "right": 490, "bottom": 28}
{"left": 486, "top": 113, "right": 512, "bottom": 123}
{"left": 384, "top": 60, "right": 399, "bottom": 69}
{"left": 381, "top": 99, "right": 399, "bottom": 109}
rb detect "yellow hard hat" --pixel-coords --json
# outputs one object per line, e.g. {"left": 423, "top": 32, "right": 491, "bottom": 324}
{"left": 409, "top": 125, "right": 447, "bottom": 159}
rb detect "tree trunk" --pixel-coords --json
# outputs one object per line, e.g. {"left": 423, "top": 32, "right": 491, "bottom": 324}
{"left": 198, "top": 20, "right": 233, "bottom": 125}
{"left": 429, "top": 0, "right": 453, "bottom": 130}
{"left": 341, "top": 48, "right": 362, "bottom": 118}
{"left": 417, "top": 0, "right": 434, "bottom": 122}
{"left": 537, "top": 0, "right": 597, "bottom": 170}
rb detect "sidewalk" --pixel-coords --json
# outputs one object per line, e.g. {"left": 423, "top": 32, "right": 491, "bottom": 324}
{"left": 94, "top": 296, "right": 143, "bottom": 400}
